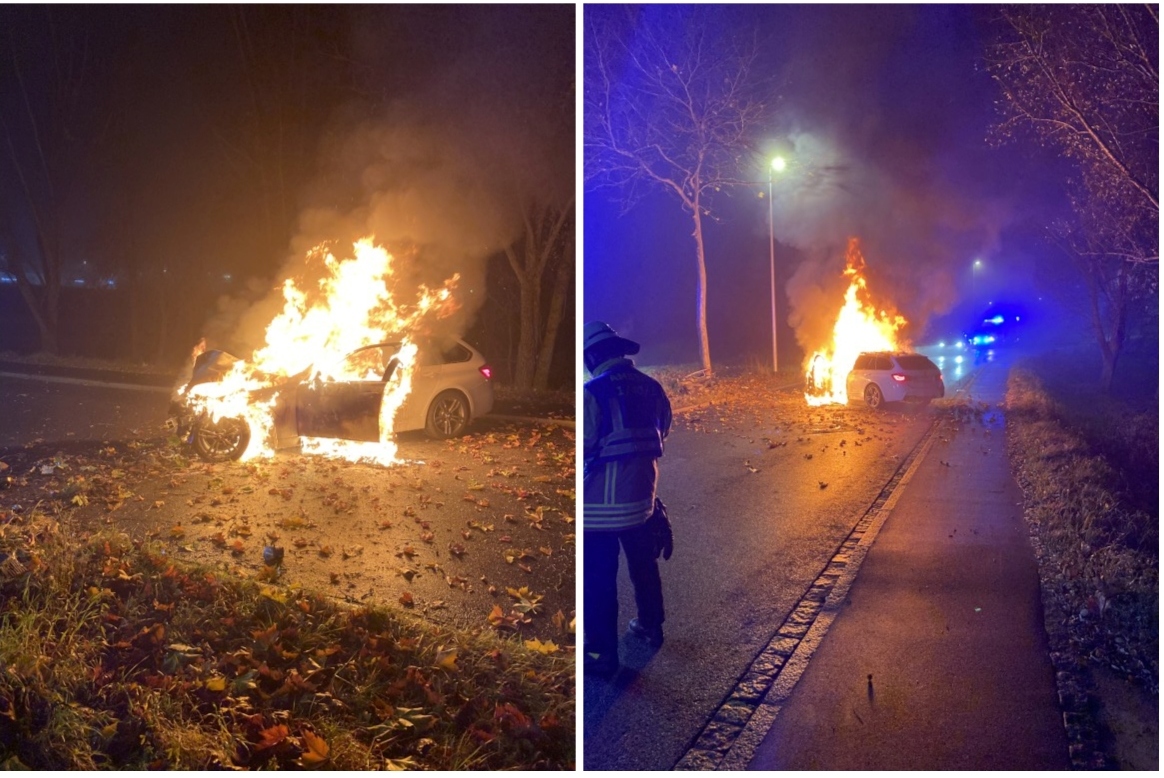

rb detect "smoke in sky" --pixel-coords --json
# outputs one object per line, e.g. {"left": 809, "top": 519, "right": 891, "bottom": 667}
{"left": 204, "top": 5, "right": 572, "bottom": 356}
{"left": 763, "top": 5, "right": 1014, "bottom": 359}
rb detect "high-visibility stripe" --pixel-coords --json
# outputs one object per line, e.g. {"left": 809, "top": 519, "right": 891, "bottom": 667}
{"left": 595, "top": 428, "right": 663, "bottom": 459}
{"left": 583, "top": 497, "right": 654, "bottom": 529}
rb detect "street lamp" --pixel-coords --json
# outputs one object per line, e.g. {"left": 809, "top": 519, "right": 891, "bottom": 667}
{"left": 768, "top": 156, "right": 786, "bottom": 374}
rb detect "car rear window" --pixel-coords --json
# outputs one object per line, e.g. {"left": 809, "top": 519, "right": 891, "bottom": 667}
{"left": 439, "top": 342, "right": 472, "bottom": 364}
{"left": 895, "top": 355, "right": 938, "bottom": 371}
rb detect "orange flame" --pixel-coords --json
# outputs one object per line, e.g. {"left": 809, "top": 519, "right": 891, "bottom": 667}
{"left": 805, "top": 238, "right": 907, "bottom": 406}
{"left": 187, "top": 237, "right": 458, "bottom": 464}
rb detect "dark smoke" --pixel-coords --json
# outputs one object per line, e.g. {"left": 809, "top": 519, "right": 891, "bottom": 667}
{"left": 203, "top": 6, "right": 572, "bottom": 357}
{"left": 765, "top": 6, "right": 1012, "bottom": 361}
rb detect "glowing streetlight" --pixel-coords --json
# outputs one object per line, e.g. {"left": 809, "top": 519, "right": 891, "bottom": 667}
{"left": 768, "top": 156, "right": 786, "bottom": 373}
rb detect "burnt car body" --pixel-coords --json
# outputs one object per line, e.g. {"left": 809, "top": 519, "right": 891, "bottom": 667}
{"left": 169, "top": 338, "right": 493, "bottom": 461}
{"left": 846, "top": 351, "right": 945, "bottom": 409}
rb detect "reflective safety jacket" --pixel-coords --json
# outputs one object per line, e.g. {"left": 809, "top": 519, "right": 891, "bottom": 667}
{"left": 583, "top": 357, "right": 672, "bottom": 531}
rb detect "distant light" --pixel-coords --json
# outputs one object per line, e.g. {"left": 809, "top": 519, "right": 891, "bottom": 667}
{"left": 73, "top": 279, "right": 84, "bottom": 286}
{"left": 771, "top": 156, "right": 787, "bottom": 173}
{"left": 223, "top": 273, "right": 232, "bottom": 282}
{"left": 938, "top": 341, "right": 946, "bottom": 348}
{"left": 1015, "top": 315, "right": 1021, "bottom": 322}
{"left": 988, "top": 315, "right": 1005, "bottom": 325}
{"left": 955, "top": 355, "right": 964, "bottom": 364}
{"left": 973, "top": 259, "right": 983, "bottom": 269}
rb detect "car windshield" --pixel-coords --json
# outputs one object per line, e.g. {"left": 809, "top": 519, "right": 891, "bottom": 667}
{"left": 895, "top": 355, "right": 938, "bottom": 371}
{"left": 316, "top": 344, "right": 400, "bottom": 382}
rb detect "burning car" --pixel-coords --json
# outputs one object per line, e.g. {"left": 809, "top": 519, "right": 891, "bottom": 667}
{"left": 806, "top": 351, "right": 944, "bottom": 409}
{"left": 843, "top": 351, "right": 944, "bottom": 409}
{"left": 168, "top": 336, "right": 493, "bottom": 462}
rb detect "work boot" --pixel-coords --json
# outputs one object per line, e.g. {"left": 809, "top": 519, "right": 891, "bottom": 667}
{"left": 626, "top": 618, "right": 663, "bottom": 648}
{"left": 584, "top": 650, "right": 619, "bottom": 679}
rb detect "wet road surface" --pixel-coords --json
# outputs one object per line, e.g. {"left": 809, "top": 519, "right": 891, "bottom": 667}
{"left": 748, "top": 351, "right": 1068, "bottom": 769}
{"left": 583, "top": 363, "right": 980, "bottom": 770}
{"left": 0, "top": 370, "right": 575, "bottom": 642}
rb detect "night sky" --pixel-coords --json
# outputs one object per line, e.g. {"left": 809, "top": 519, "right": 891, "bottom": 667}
{"left": 584, "top": 5, "right": 1076, "bottom": 368}
{"left": 0, "top": 5, "right": 573, "bottom": 370}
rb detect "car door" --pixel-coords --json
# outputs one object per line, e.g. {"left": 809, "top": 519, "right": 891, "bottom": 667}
{"left": 846, "top": 354, "right": 873, "bottom": 399}
{"left": 391, "top": 339, "right": 470, "bottom": 431}
{"left": 295, "top": 345, "right": 390, "bottom": 442}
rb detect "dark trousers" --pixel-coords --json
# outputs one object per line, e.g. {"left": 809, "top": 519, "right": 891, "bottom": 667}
{"left": 584, "top": 522, "right": 664, "bottom": 659}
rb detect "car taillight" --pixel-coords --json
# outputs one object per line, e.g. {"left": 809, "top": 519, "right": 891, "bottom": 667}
{"left": 892, "top": 373, "right": 907, "bottom": 382}
{"left": 479, "top": 365, "right": 493, "bottom": 380}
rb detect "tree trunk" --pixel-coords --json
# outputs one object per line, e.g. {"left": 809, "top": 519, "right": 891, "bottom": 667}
{"left": 512, "top": 275, "right": 540, "bottom": 390}
{"left": 15, "top": 281, "right": 59, "bottom": 355}
{"left": 533, "top": 240, "right": 573, "bottom": 390}
{"left": 1087, "top": 261, "right": 1128, "bottom": 394}
{"left": 690, "top": 199, "right": 712, "bottom": 374}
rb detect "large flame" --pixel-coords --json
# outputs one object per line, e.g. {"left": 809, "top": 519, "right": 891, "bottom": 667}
{"left": 186, "top": 237, "right": 458, "bottom": 465}
{"left": 804, "top": 238, "right": 907, "bottom": 406}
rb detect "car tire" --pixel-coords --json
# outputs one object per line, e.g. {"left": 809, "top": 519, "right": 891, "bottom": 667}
{"left": 192, "top": 416, "right": 250, "bottom": 462}
{"left": 863, "top": 383, "right": 884, "bottom": 410}
{"left": 425, "top": 390, "right": 470, "bottom": 439}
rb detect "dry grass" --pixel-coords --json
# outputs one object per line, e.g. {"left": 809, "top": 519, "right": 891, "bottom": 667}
{"left": 1006, "top": 365, "right": 1157, "bottom": 694}
{"left": 0, "top": 509, "right": 574, "bottom": 770}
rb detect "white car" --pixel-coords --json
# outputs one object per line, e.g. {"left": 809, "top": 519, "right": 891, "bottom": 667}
{"left": 314, "top": 337, "right": 495, "bottom": 439}
{"left": 846, "top": 352, "right": 944, "bottom": 409}
{"left": 172, "top": 337, "right": 494, "bottom": 460}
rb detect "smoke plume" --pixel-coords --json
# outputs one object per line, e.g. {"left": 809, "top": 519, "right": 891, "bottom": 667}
{"left": 203, "top": 6, "right": 572, "bottom": 357}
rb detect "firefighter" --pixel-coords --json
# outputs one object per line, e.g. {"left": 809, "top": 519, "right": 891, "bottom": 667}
{"left": 583, "top": 321, "right": 673, "bottom": 678}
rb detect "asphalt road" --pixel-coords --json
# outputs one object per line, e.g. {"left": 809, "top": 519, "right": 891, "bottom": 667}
{"left": 0, "top": 372, "right": 172, "bottom": 447}
{"left": 0, "top": 370, "right": 575, "bottom": 643}
{"left": 747, "top": 351, "right": 1069, "bottom": 770}
{"left": 582, "top": 356, "right": 981, "bottom": 770}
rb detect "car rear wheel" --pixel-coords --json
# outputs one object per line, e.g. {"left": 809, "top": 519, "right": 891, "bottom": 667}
{"left": 863, "top": 383, "right": 884, "bottom": 410}
{"left": 426, "top": 390, "right": 469, "bottom": 439}
{"left": 192, "top": 416, "right": 250, "bottom": 462}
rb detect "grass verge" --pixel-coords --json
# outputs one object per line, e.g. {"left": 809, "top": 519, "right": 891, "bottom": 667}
{"left": 0, "top": 507, "right": 573, "bottom": 770}
{"left": 1005, "top": 366, "right": 1157, "bottom": 695}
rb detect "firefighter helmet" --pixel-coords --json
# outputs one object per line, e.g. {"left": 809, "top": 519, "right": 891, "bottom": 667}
{"left": 583, "top": 321, "right": 640, "bottom": 357}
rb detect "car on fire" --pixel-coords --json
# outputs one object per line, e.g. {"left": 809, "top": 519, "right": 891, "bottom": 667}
{"left": 169, "top": 337, "right": 494, "bottom": 461}
{"left": 845, "top": 351, "right": 944, "bottom": 409}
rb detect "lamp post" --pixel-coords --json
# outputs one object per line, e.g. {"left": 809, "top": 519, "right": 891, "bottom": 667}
{"left": 768, "top": 156, "right": 786, "bottom": 374}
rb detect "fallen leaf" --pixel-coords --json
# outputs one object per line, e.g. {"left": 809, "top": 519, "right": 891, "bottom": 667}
{"left": 434, "top": 646, "right": 459, "bottom": 671}
{"left": 299, "top": 730, "right": 329, "bottom": 767}
{"left": 255, "top": 724, "right": 289, "bottom": 751}
{"left": 524, "top": 638, "right": 559, "bottom": 654}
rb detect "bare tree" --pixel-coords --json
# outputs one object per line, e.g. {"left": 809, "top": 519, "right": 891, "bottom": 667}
{"left": 533, "top": 217, "right": 574, "bottom": 390}
{"left": 985, "top": 4, "right": 1158, "bottom": 389}
{"left": 584, "top": 6, "right": 769, "bottom": 374}
{"left": 0, "top": 9, "right": 110, "bottom": 354}
{"left": 504, "top": 198, "right": 574, "bottom": 390}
